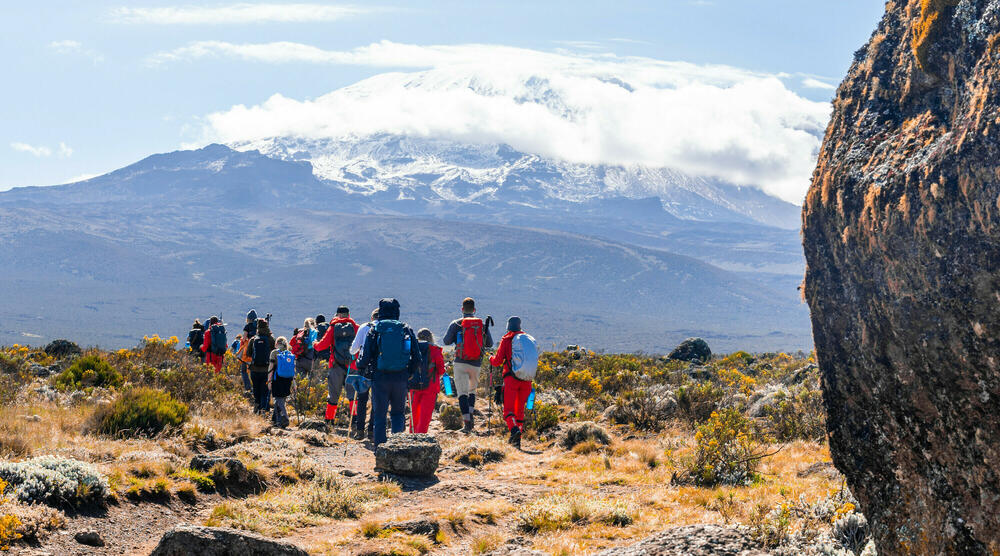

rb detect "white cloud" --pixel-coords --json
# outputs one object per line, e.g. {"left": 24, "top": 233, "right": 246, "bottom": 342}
{"left": 802, "top": 77, "right": 836, "bottom": 90}
{"left": 10, "top": 142, "right": 52, "bottom": 157}
{"left": 10, "top": 141, "right": 73, "bottom": 158}
{"left": 110, "top": 3, "right": 376, "bottom": 25}
{"left": 187, "top": 41, "right": 829, "bottom": 202}
{"left": 49, "top": 40, "right": 104, "bottom": 64}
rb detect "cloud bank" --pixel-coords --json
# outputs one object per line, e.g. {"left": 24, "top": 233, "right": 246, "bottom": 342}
{"left": 10, "top": 142, "right": 72, "bottom": 158}
{"left": 110, "top": 3, "right": 375, "bottom": 25}
{"left": 185, "top": 41, "right": 830, "bottom": 202}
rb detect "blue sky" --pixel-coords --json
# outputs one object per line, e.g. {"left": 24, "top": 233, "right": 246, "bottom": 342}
{"left": 0, "top": 1, "right": 885, "bottom": 192}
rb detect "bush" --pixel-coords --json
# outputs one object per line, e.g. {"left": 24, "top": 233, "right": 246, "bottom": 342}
{"left": 447, "top": 437, "right": 508, "bottom": 467}
{"left": 763, "top": 384, "right": 826, "bottom": 441}
{"left": 606, "top": 385, "right": 677, "bottom": 431}
{"left": 682, "top": 408, "right": 770, "bottom": 487}
{"left": 560, "top": 422, "right": 610, "bottom": 450}
{"left": 675, "top": 381, "right": 726, "bottom": 424}
{"left": 833, "top": 511, "right": 870, "bottom": 554}
{"left": 525, "top": 401, "right": 559, "bottom": 433}
{"left": 94, "top": 388, "right": 189, "bottom": 437}
{"left": 53, "top": 355, "right": 122, "bottom": 391}
{"left": 43, "top": 340, "right": 81, "bottom": 359}
{"left": 438, "top": 404, "right": 464, "bottom": 431}
{"left": 122, "top": 362, "right": 243, "bottom": 407}
{"left": 0, "top": 456, "right": 108, "bottom": 506}
{"left": 517, "top": 493, "right": 635, "bottom": 533}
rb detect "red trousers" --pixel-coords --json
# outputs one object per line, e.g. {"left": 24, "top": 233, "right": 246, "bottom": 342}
{"left": 410, "top": 382, "right": 439, "bottom": 434}
{"left": 503, "top": 375, "right": 532, "bottom": 431}
{"left": 205, "top": 352, "right": 223, "bottom": 373}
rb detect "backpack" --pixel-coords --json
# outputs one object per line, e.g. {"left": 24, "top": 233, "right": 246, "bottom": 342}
{"left": 315, "top": 323, "right": 330, "bottom": 355}
{"left": 456, "top": 318, "right": 484, "bottom": 360}
{"left": 188, "top": 329, "right": 203, "bottom": 350}
{"left": 275, "top": 350, "right": 296, "bottom": 379}
{"left": 238, "top": 338, "right": 253, "bottom": 364}
{"left": 511, "top": 333, "right": 539, "bottom": 381}
{"left": 333, "top": 321, "right": 356, "bottom": 365}
{"left": 251, "top": 336, "right": 270, "bottom": 367}
{"left": 210, "top": 324, "right": 227, "bottom": 356}
{"left": 290, "top": 331, "right": 306, "bottom": 357}
{"left": 409, "top": 341, "right": 432, "bottom": 390}
{"left": 374, "top": 320, "right": 410, "bottom": 373}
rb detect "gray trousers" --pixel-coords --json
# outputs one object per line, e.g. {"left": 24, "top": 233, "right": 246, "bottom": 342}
{"left": 327, "top": 362, "right": 348, "bottom": 406}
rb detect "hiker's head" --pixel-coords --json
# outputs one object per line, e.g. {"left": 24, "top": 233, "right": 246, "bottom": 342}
{"left": 417, "top": 328, "right": 435, "bottom": 344}
{"left": 378, "top": 298, "right": 400, "bottom": 321}
{"left": 507, "top": 316, "right": 522, "bottom": 332}
{"left": 462, "top": 297, "right": 476, "bottom": 314}
{"left": 209, "top": 316, "right": 219, "bottom": 325}
{"left": 247, "top": 310, "right": 257, "bottom": 323}
{"left": 304, "top": 318, "right": 316, "bottom": 329}
{"left": 275, "top": 336, "right": 288, "bottom": 351}
{"left": 337, "top": 306, "right": 350, "bottom": 317}
{"left": 316, "top": 314, "right": 326, "bottom": 325}
{"left": 192, "top": 319, "right": 201, "bottom": 328}
{"left": 371, "top": 308, "right": 379, "bottom": 322}
{"left": 257, "top": 319, "right": 271, "bottom": 336}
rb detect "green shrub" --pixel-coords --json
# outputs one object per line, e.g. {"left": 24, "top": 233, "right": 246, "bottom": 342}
{"left": 763, "top": 385, "right": 826, "bottom": 441}
{"left": 439, "top": 404, "right": 464, "bottom": 431}
{"left": 0, "top": 456, "right": 108, "bottom": 506}
{"left": 525, "top": 401, "right": 559, "bottom": 433}
{"left": 94, "top": 388, "right": 189, "bottom": 437}
{"left": 560, "top": 422, "right": 610, "bottom": 450}
{"left": 123, "top": 362, "right": 242, "bottom": 406}
{"left": 675, "top": 381, "right": 725, "bottom": 424}
{"left": 53, "top": 355, "right": 122, "bottom": 391}
{"left": 683, "top": 408, "right": 770, "bottom": 487}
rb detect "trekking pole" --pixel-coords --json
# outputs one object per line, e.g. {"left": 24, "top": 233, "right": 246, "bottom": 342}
{"left": 408, "top": 390, "right": 415, "bottom": 433}
{"left": 487, "top": 365, "right": 494, "bottom": 436}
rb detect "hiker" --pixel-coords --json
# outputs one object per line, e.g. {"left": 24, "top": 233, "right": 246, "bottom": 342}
{"left": 248, "top": 319, "right": 275, "bottom": 414}
{"left": 236, "top": 331, "right": 253, "bottom": 392}
{"left": 244, "top": 310, "right": 259, "bottom": 338}
{"left": 489, "top": 317, "right": 539, "bottom": 448}
{"left": 313, "top": 306, "right": 358, "bottom": 426}
{"left": 443, "top": 297, "right": 493, "bottom": 432}
{"left": 290, "top": 318, "right": 316, "bottom": 378}
{"left": 187, "top": 320, "right": 205, "bottom": 360}
{"left": 411, "top": 328, "right": 446, "bottom": 434}
{"left": 202, "top": 316, "right": 227, "bottom": 373}
{"left": 313, "top": 315, "right": 330, "bottom": 376}
{"left": 268, "top": 336, "right": 295, "bottom": 428}
{"left": 348, "top": 308, "right": 379, "bottom": 439}
{"left": 358, "top": 298, "right": 422, "bottom": 447}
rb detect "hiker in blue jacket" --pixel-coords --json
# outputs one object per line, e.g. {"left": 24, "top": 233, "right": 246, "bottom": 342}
{"left": 357, "top": 298, "right": 422, "bottom": 447}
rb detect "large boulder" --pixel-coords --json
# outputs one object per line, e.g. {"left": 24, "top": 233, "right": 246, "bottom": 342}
{"left": 190, "top": 455, "right": 264, "bottom": 494}
{"left": 374, "top": 433, "right": 441, "bottom": 477}
{"left": 666, "top": 338, "right": 711, "bottom": 363}
{"left": 43, "top": 339, "right": 81, "bottom": 359}
{"left": 150, "top": 525, "right": 307, "bottom": 555}
{"left": 596, "top": 524, "right": 766, "bottom": 555}
{"left": 802, "top": 1, "right": 1000, "bottom": 553}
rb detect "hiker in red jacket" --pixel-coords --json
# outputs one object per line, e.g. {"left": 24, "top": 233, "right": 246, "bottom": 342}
{"left": 412, "top": 329, "right": 446, "bottom": 434}
{"left": 203, "top": 316, "right": 224, "bottom": 373}
{"left": 490, "top": 317, "right": 532, "bottom": 448}
{"left": 312, "top": 306, "right": 359, "bottom": 425}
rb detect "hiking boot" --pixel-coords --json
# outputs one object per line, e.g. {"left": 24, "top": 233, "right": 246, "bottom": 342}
{"left": 463, "top": 419, "right": 474, "bottom": 434}
{"left": 509, "top": 427, "right": 521, "bottom": 449}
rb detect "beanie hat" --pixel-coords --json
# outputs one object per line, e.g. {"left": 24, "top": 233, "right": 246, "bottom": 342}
{"left": 336, "top": 306, "right": 349, "bottom": 315}
{"left": 507, "top": 316, "right": 522, "bottom": 332}
{"left": 316, "top": 314, "right": 326, "bottom": 324}
{"left": 247, "top": 310, "right": 257, "bottom": 322}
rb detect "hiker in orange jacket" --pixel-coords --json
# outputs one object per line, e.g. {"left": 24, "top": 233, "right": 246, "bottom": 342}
{"left": 313, "top": 306, "right": 359, "bottom": 425}
{"left": 411, "top": 329, "right": 446, "bottom": 434}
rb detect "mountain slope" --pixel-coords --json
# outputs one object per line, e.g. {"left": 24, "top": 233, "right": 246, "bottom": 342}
{"left": 0, "top": 145, "right": 811, "bottom": 351}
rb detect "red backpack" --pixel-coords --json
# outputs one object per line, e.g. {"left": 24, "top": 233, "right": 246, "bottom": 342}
{"left": 289, "top": 331, "right": 306, "bottom": 357}
{"left": 457, "top": 318, "right": 484, "bottom": 360}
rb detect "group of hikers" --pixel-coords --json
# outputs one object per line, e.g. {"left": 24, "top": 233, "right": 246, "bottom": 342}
{"left": 185, "top": 297, "right": 539, "bottom": 448}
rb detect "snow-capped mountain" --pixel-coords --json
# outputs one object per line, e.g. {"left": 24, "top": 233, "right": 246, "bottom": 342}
{"left": 232, "top": 134, "right": 802, "bottom": 229}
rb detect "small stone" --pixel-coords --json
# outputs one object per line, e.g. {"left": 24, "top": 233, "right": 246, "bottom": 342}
{"left": 383, "top": 518, "right": 440, "bottom": 540}
{"left": 74, "top": 529, "right": 104, "bottom": 547}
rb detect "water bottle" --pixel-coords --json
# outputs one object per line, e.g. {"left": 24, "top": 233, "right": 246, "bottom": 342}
{"left": 526, "top": 388, "right": 536, "bottom": 411}
{"left": 442, "top": 375, "right": 455, "bottom": 396}
{"left": 185, "top": 341, "right": 190, "bottom": 350}
{"left": 404, "top": 337, "right": 411, "bottom": 354}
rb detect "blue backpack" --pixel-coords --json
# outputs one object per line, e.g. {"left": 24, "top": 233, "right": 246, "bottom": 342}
{"left": 374, "top": 320, "right": 410, "bottom": 372}
{"left": 209, "top": 324, "right": 227, "bottom": 356}
{"left": 275, "top": 350, "right": 296, "bottom": 379}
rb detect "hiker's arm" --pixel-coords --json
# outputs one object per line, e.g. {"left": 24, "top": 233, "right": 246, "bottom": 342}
{"left": 406, "top": 327, "right": 422, "bottom": 377}
{"left": 489, "top": 336, "right": 509, "bottom": 367}
{"left": 356, "top": 332, "right": 375, "bottom": 375}
{"left": 442, "top": 321, "right": 458, "bottom": 346}
{"left": 313, "top": 327, "right": 333, "bottom": 352}
{"left": 350, "top": 325, "right": 367, "bottom": 356}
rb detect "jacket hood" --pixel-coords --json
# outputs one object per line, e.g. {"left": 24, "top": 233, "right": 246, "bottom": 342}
{"left": 332, "top": 316, "right": 357, "bottom": 325}
{"left": 378, "top": 298, "right": 400, "bottom": 320}
{"left": 507, "top": 316, "right": 522, "bottom": 332}
{"left": 247, "top": 310, "right": 258, "bottom": 322}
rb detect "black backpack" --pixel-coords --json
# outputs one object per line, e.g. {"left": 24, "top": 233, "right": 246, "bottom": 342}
{"left": 210, "top": 324, "right": 227, "bottom": 356}
{"left": 333, "top": 321, "right": 356, "bottom": 365}
{"left": 251, "top": 336, "right": 270, "bottom": 367}
{"left": 188, "top": 328, "right": 203, "bottom": 350}
{"left": 315, "top": 323, "right": 330, "bottom": 356}
{"left": 408, "top": 341, "right": 432, "bottom": 390}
